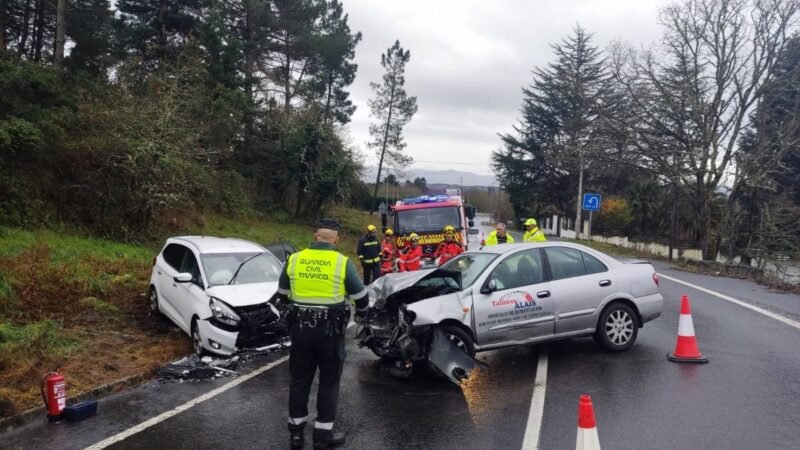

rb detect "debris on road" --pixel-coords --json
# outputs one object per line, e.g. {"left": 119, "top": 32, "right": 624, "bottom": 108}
{"left": 159, "top": 338, "right": 290, "bottom": 381}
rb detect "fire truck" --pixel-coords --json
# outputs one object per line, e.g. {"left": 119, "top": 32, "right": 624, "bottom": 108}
{"left": 392, "top": 189, "right": 476, "bottom": 269}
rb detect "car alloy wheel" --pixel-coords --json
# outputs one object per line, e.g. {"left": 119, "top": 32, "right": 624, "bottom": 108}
{"left": 191, "top": 321, "right": 205, "bottom": 356}
{"left": 446, "top": 333, "right": 467, "bottom": 352}
{"left": 149, "top": 288, "right": 159, "bottom": 315}
{"left": 439, "top": 324, "right": 476, "bottom": 357}
{"left": 605, "top": 309, "right": 634, "bottom": 345}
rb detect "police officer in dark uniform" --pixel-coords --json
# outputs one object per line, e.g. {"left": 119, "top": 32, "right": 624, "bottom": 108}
{"left": 273, "top": 219, "right": 369, "bottom": 449}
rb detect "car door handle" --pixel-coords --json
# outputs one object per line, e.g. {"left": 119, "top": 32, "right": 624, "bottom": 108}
{"left": 536, "top": 291, "right": 550, "bottom": 299}
{"left": 157, "top": 271, "right": 162, "bottom": 275}
{"left": 172, "top": 283, "right": 177, "bottom": 288}
{"left": 599, "top": 280, "right": 611, "bottom": 287}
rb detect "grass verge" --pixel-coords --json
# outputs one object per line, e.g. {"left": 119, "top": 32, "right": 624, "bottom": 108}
{"left": 0, "top": 208, "right": 366, "bottom": 419}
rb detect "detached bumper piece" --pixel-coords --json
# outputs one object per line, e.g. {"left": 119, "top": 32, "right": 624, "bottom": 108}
{"left": 428, "top": 328, "right": 486, "bottom": 386}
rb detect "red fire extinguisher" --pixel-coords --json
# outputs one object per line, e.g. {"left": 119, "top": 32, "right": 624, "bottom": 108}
{"left": 41, "top": 369, "right": 66, "bottom": 421}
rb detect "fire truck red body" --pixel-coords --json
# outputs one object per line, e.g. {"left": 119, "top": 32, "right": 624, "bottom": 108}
{"left": 392, "top": 191, "right": 474, "bottom": 269}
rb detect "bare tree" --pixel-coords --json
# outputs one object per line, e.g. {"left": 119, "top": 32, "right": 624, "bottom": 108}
{"left": 610, "top": 0, "right": 798, "bottom": 259}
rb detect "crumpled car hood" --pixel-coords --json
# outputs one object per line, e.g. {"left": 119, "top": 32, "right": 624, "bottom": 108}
{"left": 206, "top": 282, "right": 278, "bottom": 307}
{"left": 368, "top": 269, "right": 438, "bottom": 306}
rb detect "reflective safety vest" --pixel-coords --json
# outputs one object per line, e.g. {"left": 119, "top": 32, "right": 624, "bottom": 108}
{"left": 523, "top": 227, "right": 547, "bottom": 242}
{"left": 287, "top": 248, "right": 348, "bottom": 305}
{"left": 485, "top": 230, "right": 515, "bottom": 246}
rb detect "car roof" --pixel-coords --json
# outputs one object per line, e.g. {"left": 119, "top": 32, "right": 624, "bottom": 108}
{"left": 168, "top": 236, "right": 265, "bottom": 254}
{"left": 474, "top": 241, "right": 596, "bottom": 255}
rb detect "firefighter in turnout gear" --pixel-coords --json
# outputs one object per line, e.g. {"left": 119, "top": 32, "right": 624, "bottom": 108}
{"left": 434, "top": 225, "right": 463, "bottom": 265}
{"left": 523, "top": 218, "right": 547, "bottom": 242}
{"left": 357, "top": 224, "right": 381, "bottom": 285}
{"left": 485, "top": 223, "right": 515, "bottom": 246}
{"left": 380, "top": 228, "right": 396, "bottom": 275}
{"left": 274, "top": 219, "right": 369, "bottom": 449}
{"left": 398, "top": 233, "right": 422, "bottom": 272}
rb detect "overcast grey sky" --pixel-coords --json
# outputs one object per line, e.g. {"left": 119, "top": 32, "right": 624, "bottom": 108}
{"left": 341, "top": 0, "right": 671, "bottom": 177}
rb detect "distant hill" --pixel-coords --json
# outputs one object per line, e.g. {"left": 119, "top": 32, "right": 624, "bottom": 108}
{"left": 362, "top": 167, "right": 497, "bottom": 187}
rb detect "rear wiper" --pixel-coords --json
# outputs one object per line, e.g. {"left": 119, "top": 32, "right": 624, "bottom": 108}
{"left": 228, "top": 253, "right": 265, "bottom": 285}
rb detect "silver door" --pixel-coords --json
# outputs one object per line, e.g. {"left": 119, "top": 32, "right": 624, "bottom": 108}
{"left": 472, "top": 249, "right": 554, "bottom": 346}
{"left": 543, "top": 247, "right": 615, "bottom": 334}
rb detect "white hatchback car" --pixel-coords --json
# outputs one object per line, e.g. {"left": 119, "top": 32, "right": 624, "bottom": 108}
{"left": 148, "top": 236, "right": 285, "bottom": 355}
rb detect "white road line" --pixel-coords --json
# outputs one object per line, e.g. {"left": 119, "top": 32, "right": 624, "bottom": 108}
{"left": 658, "top": 273, "right": 800, "bottom": 332}
{"left": 85, "top": 323, "right": 356, "bottom": 450}
{"left": 521, "top": 350, "right": 549, "bottom": 450}
{"left": 83, "top": 355, "right": 289, "bottom": 449}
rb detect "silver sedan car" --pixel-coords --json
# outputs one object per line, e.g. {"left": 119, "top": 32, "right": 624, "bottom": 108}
{"left": 358, "top": 242, "right": 663, "bottom": 384}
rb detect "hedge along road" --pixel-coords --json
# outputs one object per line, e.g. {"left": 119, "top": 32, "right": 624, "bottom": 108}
{"left": 3, "top": 256, "right": 800, "bottom": 449}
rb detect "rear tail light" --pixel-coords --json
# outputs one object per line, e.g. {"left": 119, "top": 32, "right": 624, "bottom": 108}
{"left": 652, "top": 273, "right": 659, "bottom": 286}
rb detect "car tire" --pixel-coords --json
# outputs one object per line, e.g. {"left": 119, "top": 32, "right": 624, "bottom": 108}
{"left": 191, "top": 319, "right": 207, "bottom": 357}
{"left": 594, "top": 302, "right": 638, "bottom": 352}
{"left": 439, "top": 324, "right": 476, "bottom": 357}
{"left": 148, "top": 287, "right": 161, "bottom": 317}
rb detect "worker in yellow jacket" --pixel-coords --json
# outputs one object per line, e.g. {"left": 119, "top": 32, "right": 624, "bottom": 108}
{"left": 523, "top": 218, "right": 547, "bottom": 242}
{"left": 485, "top": 223, "right": 515, "bottom": 246}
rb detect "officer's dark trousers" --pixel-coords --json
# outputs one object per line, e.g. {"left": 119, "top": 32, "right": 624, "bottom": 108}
{"left": 289, "top": 325, "right": 346, "bottom": 427}
{"left": 362, "top": 263, "right": 380, "bottom": 285}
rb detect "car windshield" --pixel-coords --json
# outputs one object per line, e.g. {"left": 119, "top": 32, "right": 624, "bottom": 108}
{"left": 202, "top": 252, "right": 282, "bottom": 286}
{"left": 396, "top": 206, "right": 461, "bottom": 233}
{"left": 439, "top": 253, "right": 498, "bottom": 288}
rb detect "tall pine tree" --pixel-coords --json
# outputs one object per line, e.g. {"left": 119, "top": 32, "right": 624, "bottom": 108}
{"left": 368, "top": 40, "right": 417, "bottom": 213}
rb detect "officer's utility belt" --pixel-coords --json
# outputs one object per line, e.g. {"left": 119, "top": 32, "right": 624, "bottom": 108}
{"left": 289, "top": 304, "right": 350, "bottom": 336}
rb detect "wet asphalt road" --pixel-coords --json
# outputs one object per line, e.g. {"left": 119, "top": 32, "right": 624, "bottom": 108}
{"left": 3, "top": 231, "right": 800, "bottom": 449}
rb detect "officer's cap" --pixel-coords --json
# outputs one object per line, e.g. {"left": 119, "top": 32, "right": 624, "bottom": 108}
{"left": 319, "top": 218, "right": 340, "bottom": 231}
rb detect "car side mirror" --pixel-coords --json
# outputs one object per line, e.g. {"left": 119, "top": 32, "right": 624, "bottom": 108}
{"left": 481, "top": 279, "right": 497, "bottom": 294}
{"left": 174, "top": 273, "right": 193, "bottom": 283}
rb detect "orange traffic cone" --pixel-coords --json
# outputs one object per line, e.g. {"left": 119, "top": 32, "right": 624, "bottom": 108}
{"left": 576, "top": 394, "right": 601, "bottom": 450}
{"left": 667, "top": 295, "right": 709, "bottom": 363}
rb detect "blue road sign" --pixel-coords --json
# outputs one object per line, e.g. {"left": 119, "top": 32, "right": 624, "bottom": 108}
{"left": 583, "top": 193, "right": 601, "bottom": 212}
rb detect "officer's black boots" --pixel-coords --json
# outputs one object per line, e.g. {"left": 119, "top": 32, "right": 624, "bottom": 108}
{"left": 288, "top": 424, "right": 305, "bottom": 449}
{"left": 312, "top": 429, "right": 345, "bottom": 448}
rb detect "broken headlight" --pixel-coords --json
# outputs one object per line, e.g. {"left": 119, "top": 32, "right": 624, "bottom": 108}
{"left": 209, "top": 297, "right": 241, "bottom": 327}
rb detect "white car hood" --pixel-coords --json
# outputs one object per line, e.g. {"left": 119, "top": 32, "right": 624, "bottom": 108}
{"left": 205, "top": 282, "right": 279, "bottom": 307}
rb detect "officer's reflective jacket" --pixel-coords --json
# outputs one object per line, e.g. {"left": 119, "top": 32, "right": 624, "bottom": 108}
{"left": 278, "top": 242, "right": 368, "bottom": 310}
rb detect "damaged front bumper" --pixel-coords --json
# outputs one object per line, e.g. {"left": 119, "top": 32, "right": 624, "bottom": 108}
{"left": 198, "top": 302, "right": 288, "bottom": 355}
{"left": 428, "top": 327, "right": 486, "bottom": 385}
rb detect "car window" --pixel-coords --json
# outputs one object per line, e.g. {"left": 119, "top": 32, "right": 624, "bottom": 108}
{"left": 202, "top": 253, "right": 283, "bottom": 286}
{"left": 582, "top": 251, "right": 608, "bottom": 274}
{"left": 487, "top": 249, "right": 545, "bottom": 291}
{"left": 440, "top": 253, "right": 498, "bottom": 288}
{"left": 545, "top": 247, "right": 588, "bottom": 280}
{"left": 180, "top": 251, "right": 202, "bottom": 285}
{"left": 162, "top": 244, "right": 187, "bottom": 271}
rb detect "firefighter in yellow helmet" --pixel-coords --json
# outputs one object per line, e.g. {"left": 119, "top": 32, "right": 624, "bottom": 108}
{"left": 380, "top": 228, "right": 396, "bottom": 275}
{"left": 357, "top": 224, "right": 381, "bottom": 284}
{"left": 435, "top": 225, "right": 463, "bottom": 265}
{"left": 398, "top": 233, "right": 422, "bottom": 271}
{"left": 523, "top": 218, "right": 547, "bottom": 242}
